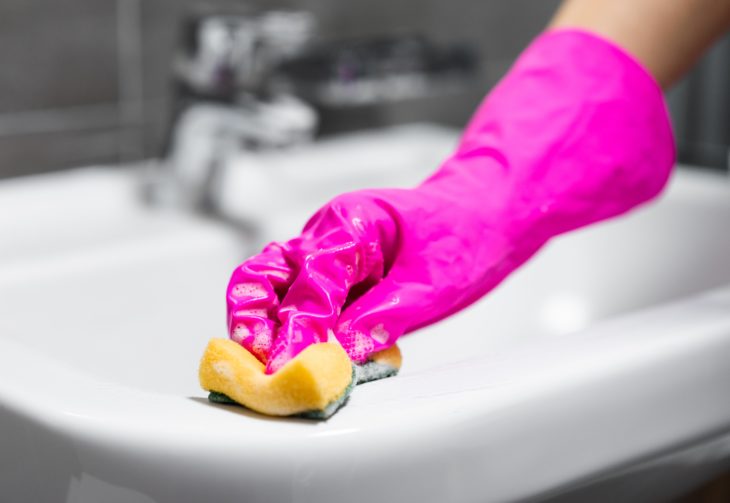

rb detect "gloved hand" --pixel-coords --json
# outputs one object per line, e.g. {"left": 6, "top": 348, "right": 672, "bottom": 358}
{"left": 227, "top": 29, "right": 675, "bottom": 374}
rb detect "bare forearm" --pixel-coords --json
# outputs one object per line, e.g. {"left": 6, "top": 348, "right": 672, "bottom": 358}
{"left": 550, "top": 0, "right": 730, "bottom": 88}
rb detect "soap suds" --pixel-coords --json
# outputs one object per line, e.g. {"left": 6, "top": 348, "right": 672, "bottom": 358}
{"left": 213, "top": 361, "right": 234, "bottom": 380}
{"left": 231, "top": 282, "right": 268, "bottom": 299}
{"left": 370, "top": 323, "right": 390, "bottom": 344}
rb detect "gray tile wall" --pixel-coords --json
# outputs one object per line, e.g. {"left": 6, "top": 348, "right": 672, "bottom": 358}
{"left": 0, "top": 0, "right": 124, "bottom": 177}
{"left": 667, "top": 34, "right": 730, "bottom": 170}
{"left": 0, "top": 0, "right": 562, "bottom": 179}
{"left": 1, "top": 0, "right": 726, "bottom": 178}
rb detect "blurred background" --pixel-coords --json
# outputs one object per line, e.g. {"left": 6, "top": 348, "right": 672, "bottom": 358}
{"left": 0, "top": 0, "right": 728, "bottom": 180}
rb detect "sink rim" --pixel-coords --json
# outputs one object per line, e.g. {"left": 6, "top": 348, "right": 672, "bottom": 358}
{"left": 1, "top": 141, "right": 730, "bottom": 501}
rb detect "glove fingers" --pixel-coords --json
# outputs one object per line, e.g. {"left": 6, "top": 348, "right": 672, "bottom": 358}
{"left": 227, "top": 242, "right": 295, "bottom": 362}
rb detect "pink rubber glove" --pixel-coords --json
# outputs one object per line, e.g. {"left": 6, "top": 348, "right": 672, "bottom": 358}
{"left": 227, "top": 29, "right": 675, "bottom": 374}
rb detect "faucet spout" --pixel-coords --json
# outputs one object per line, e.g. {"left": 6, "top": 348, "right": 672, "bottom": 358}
{"left": 144, "top": 8, "right": 318, "bottom": 226}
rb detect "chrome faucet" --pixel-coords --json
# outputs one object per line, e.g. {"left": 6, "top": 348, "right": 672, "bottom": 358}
{"left": 146, "top": 9, "right": 318, "bottom": 218}
{"left": 144, "top": 6, "right": 477, "bottom": 231}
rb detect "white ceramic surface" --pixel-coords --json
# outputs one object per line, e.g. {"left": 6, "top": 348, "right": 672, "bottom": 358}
{"left": 1, "top": 126, "right": 730, "bottom": 503}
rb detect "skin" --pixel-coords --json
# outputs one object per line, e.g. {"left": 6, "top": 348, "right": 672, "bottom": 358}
{"left": 550, "top": 0, "right": 730, "bottom": 88}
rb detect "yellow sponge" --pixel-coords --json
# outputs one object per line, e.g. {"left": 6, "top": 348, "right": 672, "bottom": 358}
{"left": 368, "top": 344, "right": 402, "bottom": 371}
{"left": 199, "top": 339, "right": 354, "bottom": 417}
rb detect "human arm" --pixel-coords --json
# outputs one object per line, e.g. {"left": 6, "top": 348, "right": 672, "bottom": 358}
{"left": 550, "top": 0, "right": 730, "bottom": 88}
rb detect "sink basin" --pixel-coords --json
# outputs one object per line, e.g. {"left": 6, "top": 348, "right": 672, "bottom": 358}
{"left": 1, "top": 125, "right": 730, "bottom": 503}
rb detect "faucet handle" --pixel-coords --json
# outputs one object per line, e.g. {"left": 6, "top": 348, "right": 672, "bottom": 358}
{"left": 174, "top": 8, "right": 316, "bottom": 99}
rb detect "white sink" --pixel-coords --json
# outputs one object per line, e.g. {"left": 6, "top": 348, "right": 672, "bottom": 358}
{"left": 1, "top": 125, "right": 730, "bottom": 503}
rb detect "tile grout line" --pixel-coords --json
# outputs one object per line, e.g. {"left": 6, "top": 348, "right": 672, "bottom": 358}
{"left": 117, "top": 0, "right": 146, "bottom": 161}
{"left": 0, "top": 105, "right": 121, "bottom": 138}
